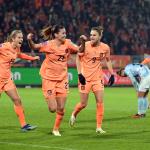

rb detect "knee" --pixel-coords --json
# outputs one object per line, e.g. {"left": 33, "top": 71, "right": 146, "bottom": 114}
{"left": 48, "top": 107, "right": 56, "bottom": 113}
{"left": 80, "top": 102, "right": 87, "bottom": 108}
{"left": 12, "top": 97, "right": 22, "bottom": 105}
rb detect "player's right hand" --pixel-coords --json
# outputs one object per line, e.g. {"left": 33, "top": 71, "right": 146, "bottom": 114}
{"left": 27, "top": 33, "right": 33, "bottom": 40}
{"left": 78, "top": 73, "right": 86, "bottom": 85}
{"left": 80, "top": 35, "right": 88, "bottom": 41}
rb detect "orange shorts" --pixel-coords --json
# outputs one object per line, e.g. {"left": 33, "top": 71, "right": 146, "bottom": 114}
{"left": 79, "top": 79, "right": 104, "bottom": 94}
{"left": 0, "top": 78, "right": 16, "bottom": 93}
{"left": 42, "top": 78, "right": 69, "bottom": 99}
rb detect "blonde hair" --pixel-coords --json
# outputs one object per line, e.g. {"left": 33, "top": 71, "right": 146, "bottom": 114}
{"left": 7, "top": 30, "right": 22, "bottom": 42}
{"left": 91, "top": 26, "right": 103, "bottom": 36}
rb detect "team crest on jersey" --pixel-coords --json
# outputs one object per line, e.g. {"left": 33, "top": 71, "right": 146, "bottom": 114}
{"left": 81, "top": 85, "right": 85, "bottom": 90}
{"left": 47, "top": 90, "right": 52, "bottom": 95}
{"left": 65, "top": 49, "right": 69, "bottom": 53}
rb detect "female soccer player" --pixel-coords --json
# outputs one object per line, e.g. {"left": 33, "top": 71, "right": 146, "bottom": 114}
{"left": 69, "top": 26, "right": 115, "bottom": 134}
{"left": 0, "top": 30, "right": 39, "bottom": 131}
{"left": 27, "top": 24, "right": 85, "bottom": 136}
{"left": 117, "top": 63, "right": 150, "bottom": 118}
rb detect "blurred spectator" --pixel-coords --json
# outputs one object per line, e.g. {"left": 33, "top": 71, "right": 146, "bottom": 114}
{"left": 0, "top": 0, "right": 150, "bottom": 55}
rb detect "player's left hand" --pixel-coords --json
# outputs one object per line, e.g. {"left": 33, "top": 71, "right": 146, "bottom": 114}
{"left": 108, "top": 74, "right": 115, "bottom": 86}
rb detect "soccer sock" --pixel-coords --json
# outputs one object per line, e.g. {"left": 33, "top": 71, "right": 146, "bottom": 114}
{"left": 72, "top": 102, "right": 86, "bottom": 117}
{"left": 143, "top": 97, "right": 148, "bottom": 114}
{"left": 53, "top": 111, "right": 64, "bottom": 131}
{"left": 138, "top": 97, "right": 144, "bottom": 115}
{"left": 14, "top": 105, "right": 26, "bottom": 127}
{"left": 96, "top": 102, "right": 104, "bottom": 128}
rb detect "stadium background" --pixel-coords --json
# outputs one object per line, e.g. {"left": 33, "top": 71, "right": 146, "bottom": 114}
{"left": 1, "top": 1, "right": 150, "bottom": 150}
{"left": 1, "top": 0, "right": 150, "bottom": 86}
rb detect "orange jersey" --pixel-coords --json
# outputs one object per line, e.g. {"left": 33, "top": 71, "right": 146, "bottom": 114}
{"left": 0, "top": 42, "right": 20, "bottom": 79}
{"left": 39, "top": 39, "right": 78, "bottom": 80}
{"left": 79, "top": 41, "right": 110, "bottom": 81}
{"left": 141, "top": 58, "right": 150, "bottom": 65}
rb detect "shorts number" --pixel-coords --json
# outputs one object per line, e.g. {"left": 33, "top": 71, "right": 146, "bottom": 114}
{"left": 65, "top": 82, "right": 68, "bottom": 89}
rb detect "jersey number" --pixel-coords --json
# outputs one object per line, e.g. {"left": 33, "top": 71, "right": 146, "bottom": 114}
{"left": 58, "top": 55, "right": 65, "bottom": 62}
{"left": 92, "top": 57, "right": 96, "bottom": 63}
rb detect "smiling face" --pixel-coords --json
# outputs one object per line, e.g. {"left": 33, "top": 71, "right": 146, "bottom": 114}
{"left": 55, "top": 28, "right": 66, "bottom": 43}
{"left": 90, "top": 29, "right": 103, "bottom": 46}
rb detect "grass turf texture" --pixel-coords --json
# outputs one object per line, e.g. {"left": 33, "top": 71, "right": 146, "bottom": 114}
{"left": 0, "top": 87, "right": 150, "bottom": 150}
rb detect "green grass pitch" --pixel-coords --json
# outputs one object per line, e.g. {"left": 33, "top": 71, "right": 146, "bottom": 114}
{"left": 0, "top": 87, "right": 150, "bottom": 150}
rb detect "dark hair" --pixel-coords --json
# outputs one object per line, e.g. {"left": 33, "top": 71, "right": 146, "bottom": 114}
{"left": 116, "top": 68, "right": 125, "bottom": 76}
{"left": 91, "top": 26, "right": 103, "bottom": 36}
{"left": 40, "top": 24, "right": 65, "bottom": 40}
{"left": 7, "top": 30, "right": 22, "bottom": 42}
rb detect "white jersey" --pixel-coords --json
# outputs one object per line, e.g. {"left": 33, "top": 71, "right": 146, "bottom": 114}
{"left": 124, "top": 63, "right": 150, "bottom": 91}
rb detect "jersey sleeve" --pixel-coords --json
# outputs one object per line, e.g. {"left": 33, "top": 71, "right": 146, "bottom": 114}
{"left": 39, "top": 41, "right": 52, "bottom": 53}
{"left": 18, "top": 53, "right": 36, "bottom": 60}
{"left": 67, "top": 39, "right": 79, "bottom": 53}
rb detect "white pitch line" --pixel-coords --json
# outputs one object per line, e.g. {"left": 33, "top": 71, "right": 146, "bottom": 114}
{"left": 0, "top": 141, "right": 75, "bottom": 150}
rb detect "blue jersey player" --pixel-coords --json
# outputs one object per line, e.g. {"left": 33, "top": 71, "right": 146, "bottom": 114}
{"left": 117, "top": 63, "right": 150, "bottom": 118}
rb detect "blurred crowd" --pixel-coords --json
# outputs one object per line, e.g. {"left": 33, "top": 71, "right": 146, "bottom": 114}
{"left": 0, "top": 0, "right": 150, "bottom": 55}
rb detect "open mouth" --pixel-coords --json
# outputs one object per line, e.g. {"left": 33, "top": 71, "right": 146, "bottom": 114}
{"left": 19, "top": 41, "right": 22, "bottom": 45}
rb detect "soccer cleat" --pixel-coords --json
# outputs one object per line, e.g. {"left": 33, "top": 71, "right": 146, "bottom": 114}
{"left": 132, "top": 113, "right": 146, "bottom": 119}
{"left": 21, "top": 124, "right": 37, "bottom": 132}
{"left": 96, "top": 128, "right": 106, "bottom": 134}
{"left": 52, "top": 130, "right": 61, "bottom": 136}
{"left": 69, "top": 114, "right": 76, "bottom": 127}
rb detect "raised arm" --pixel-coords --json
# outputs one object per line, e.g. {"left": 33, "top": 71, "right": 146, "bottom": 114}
{"left": 27, "top": 33, "right": 42, "bottom": 50}
{"left": 78, "top": 35, "right": 87, "bottom": 53}
{"left": 18, "top": 52, "right": 40, "bottom": 61}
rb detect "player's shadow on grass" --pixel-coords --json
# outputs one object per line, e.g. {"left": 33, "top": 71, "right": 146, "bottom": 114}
{"left": 104, "top": 116, "right": 132, "bottom": 122}
{"left": 0, "top": 125, "right": 18, "bottom": 132}
{"left": 71, "top": 130, "right": 150, "bottom": 139}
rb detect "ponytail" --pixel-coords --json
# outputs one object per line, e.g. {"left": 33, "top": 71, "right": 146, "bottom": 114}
{"left": 40, "top": 26, "right": 53, "bottom": 40}
{"left": 40, "top": 24, "right": 65, "bottom": 40}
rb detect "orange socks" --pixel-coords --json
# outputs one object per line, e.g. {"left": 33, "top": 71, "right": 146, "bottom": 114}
{"left": 14, "top": 105, "right": 26, "bottom": 127}
{"left": 73, "top": 102, "right": 86, "bottom": 117}
{"left": 96, "top": 102, "right": 104, "bottom": 128}
{"left": 53, "top": 111, "right": 64, "bottom": 131}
